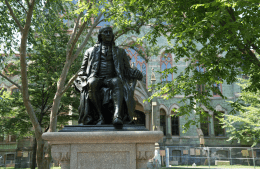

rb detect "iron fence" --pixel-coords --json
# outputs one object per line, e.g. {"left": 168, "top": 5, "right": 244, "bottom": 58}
{"left": 160, "top": 146, "right": 260, "bottom": 168}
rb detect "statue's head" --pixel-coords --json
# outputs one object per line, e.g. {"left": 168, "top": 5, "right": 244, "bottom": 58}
{"left": 97, "top": 25, "right": 115, "bottom": 45}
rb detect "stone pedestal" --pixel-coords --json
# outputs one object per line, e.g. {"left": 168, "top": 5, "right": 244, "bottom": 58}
{"left": 42, "top": 130, "right": 163, "bottom": 169}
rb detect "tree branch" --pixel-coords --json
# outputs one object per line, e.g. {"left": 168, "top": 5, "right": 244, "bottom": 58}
{"left": 0, "top": 72, "right": 21, "bottom": 90}
{"left": 72, "top": 12, "right": 103, "bottom": 61}
{"left": 251, "top": 44, "right": 260, "bottom": 56}
{"left": 60, "top": 69, "right": 80, "bottom": 96}
{"left": 26, "top": 0, "right": 29, "bottom": 6}
{"left": 247, "top": 48, "right": 260, "bottom": 68}
{"left": 67, "top": 19, "right": 89, "bottom": 59}
{"left": 5, "top": 0, "right": 24, "bottom": 32}
{"left": 226, "top": 7, "right": 236, "bottom": 22}
{"left": 66, "top": 3, "right": 94, "bottom": 59}
{"left": 66, "top": 12, "right": 84, "bottom": 57}
{"left": 19, "top": 0, "right": 43, "bottom": 139}
{"left": 17, "top": 0, "right": 28, "bottom": 13}
{"left": 219, "top": 13, "right": 260, "bottom": 68}
{"left": 114, "top": 23, "right": 143, "bottom": 41}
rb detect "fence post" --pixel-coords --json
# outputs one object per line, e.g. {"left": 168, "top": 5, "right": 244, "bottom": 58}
{"left": 252, "top": 147, "right": 256, "bottom": 169}
{"left": 207, "top": 147, "right": 210, "bottom": 168}
{"left": 229, "top": 148, "right": 232, "bottom": 168}
{"left": 166, "top": 147, "right": 169, "bottom": 167}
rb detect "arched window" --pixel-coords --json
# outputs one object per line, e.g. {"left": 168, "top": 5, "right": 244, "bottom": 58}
{"left": 171, "top": 111, "right": 179, "bottom": 136}
{"left": 160, "top": 53, "right": 173, "bottom": 81}
{"left": 213, "top": 83, "right": 222, "bottom": 97}
{"left": 196, "top": 61, "right": 222, "bottom": 96}
{"left": 196, "top": 63, "right": 206, "bottom": 94}
{"left": 11, "top": 88, "right": 19, "bottom": 94}
{"left": 160, "top": 109, "right": 166, "bottom": 136}
{"left": 132, "top": 110, "right": 145, "bottom": 126}
{"left": 214, "top": 111, "right": 225, "bottom": 136}
{"left": 200, "top": 111, "right": 209, "bottom": 136}
{"left": 125, "top": 47, "right": 147, "bottom": 86}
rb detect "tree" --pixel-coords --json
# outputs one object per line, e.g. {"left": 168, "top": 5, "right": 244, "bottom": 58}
{"left": 1, "top": 1, "right": 79, "bottom": 168}
{"left": 223, "top": 78, "right": 260, "bottom": 147}
{"left": 1, "top": 0, "right": 149, "bottom": 168}
{"left": 110, "top": 0, "right": 260, "bottom": 131}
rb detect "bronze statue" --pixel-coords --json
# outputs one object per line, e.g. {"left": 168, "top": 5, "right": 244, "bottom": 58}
{"left": 74, "top": 26, "right": 143, "bottom": 126}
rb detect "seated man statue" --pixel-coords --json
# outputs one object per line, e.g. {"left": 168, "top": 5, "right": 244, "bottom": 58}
{"left": 74, "top": 26, "right": 143, "bottom": 126}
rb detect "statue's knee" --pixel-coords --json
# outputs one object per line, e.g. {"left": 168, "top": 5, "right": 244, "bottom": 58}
{"left": 88, "top": 77, "right": 99, "bottom": 90}
{"left": 111, "top": 77, "right": 122, "bottom": 87}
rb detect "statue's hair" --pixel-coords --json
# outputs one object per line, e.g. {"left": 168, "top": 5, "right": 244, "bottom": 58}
{"left": 96, "top": 25, "right": 115, "bottom": 45}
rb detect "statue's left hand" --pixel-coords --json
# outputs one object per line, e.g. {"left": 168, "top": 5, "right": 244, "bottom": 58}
{"left": 133, "top": 69, "right": 143, "bottom": 80}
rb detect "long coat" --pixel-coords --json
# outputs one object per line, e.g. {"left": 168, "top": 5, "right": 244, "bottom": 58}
{"left": 75, "top": 43, "right": 138, "bottom": 124}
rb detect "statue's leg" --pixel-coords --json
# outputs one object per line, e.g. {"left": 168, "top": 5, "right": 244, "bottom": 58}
{"left": 109, "top": 77, "right": 124, "bottom": 125}
{"left": 88, "top": 77, "right": 105, "bottom": 125}
{"left": 78, "top": 91, "right": 86, "bottom": 125}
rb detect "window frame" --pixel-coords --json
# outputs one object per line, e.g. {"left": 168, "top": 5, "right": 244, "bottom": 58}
{"left": 195, "top": 62, "right": 222, "bottom": 96}
{"left": 125, "top": 45, "right": 148, "bottom": 88}
{"left": 11, "top": 88, "right": 19, "bottom": 95}
{"left": 160, "top": 52, "right": 173, "bottom": 82}
{"left": 212, "top": 83, "right": 222, "bottom": 97}
{"left": 213, "top": 111, "right": 225, "bottom": 137}
{"left": 160, "top": 109, "right": 167, "bottom": 136}
{"left": 171, "top": 111, "right": 180, "bottom": 136}
{"left": 195, "top": 63, "right": 206, "bottom": 94}
{"left": 200, "top": 111, "right": 210, "bottom": 137}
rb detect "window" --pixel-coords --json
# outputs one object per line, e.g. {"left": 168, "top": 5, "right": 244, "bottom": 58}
{"left": 0, "top": 135, "right": 4, "bottom": 142}
{"left": 172, "top": 150, "right": 181, "bottom": 162}
{"left": 10, "top": 135, "right": 16, "bottom": 142}
{"left": 132, "top": 110, "right": 145, "bottom": 125}
{"left": 160, "top": 53, "right": 172, "bottom": 81}
{"left": 171, "top": 111, "right": 179, "bottom": 136}
{"left": 11, "top": 88, "right": 19, "bottom": 94}
{"left": 213, "top": 81, "right": 222, "bottom": 96}
{"left": 0, "top": 88, "right": 7, "bottom": 99}
{"left": 196, "top": 63, "right": 206, "bottom": 94}
{"left": 160, "top": 109, "right": 166, "bottom": 136}
{"left": 125, "top": 47, "right": 147, "bottom": 86}
{"left": 242, "top": 74, "right": 249, "bottom": 79}
{"left": 196, "top": 62, "right": 222, "bottom": 96}
{"left": 214, "top": 111, "right": 225, "bottom": 136}
{"left": 200, "top": 111, "right": 209, "bottom": 136}
{"left": 6, "top": 154, "right": 15, "bottom": 160}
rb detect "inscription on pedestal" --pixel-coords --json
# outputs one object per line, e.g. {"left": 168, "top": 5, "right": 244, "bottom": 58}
{"left": 77, "top": 151, "right": 129, "bottom": 169}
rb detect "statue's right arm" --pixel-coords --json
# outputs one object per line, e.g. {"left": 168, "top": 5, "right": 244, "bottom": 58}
{"left": 78, "top": 50, "right": 90, "bottom": 76}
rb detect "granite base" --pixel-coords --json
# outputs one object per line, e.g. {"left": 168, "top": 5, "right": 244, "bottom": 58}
{"left": 42, "top": 128, "right": 163, "bottom": 169}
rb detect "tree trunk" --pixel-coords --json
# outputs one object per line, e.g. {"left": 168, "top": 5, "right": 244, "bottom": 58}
{"left": 36, "top": 138, "right": 52, "bottom": 169}
{"left": 43, "top": 143, "right": 52, "bottom": 169}
{"left": 50, "top": 60, "right": 72, "bottom": 132}
{"left": 31, "top": 137, "right": 37, "bottom": 169}
{"left": 36, "top": 138, "right": 45, "bottom": 169}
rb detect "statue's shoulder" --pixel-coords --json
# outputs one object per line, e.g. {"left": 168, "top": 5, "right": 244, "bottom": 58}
{"left": 84, "top": 44, "right": 100, "bottom": 54}
{"left": 84, "top": 47, "right": 94, "bottom": 54}
{"left": 114, "top": 46, "right": 130, "bottom": 60}
{"left": 114, "top": 46, "right": 126, "bottom": 53}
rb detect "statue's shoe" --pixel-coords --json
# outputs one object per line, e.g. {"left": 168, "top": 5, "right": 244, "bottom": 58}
{"left": 96, "top": 117, "right": 105, "bottom": 125}
{"left": 113, "top": 117, "right": 123, "bottom": 126}
{"left": 83, "top": 116, "right": 94, "bottom": 125}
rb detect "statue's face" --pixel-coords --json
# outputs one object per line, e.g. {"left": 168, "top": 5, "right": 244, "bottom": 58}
{"left": 100, "top": 27, "right": 113, "bottom": 43}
